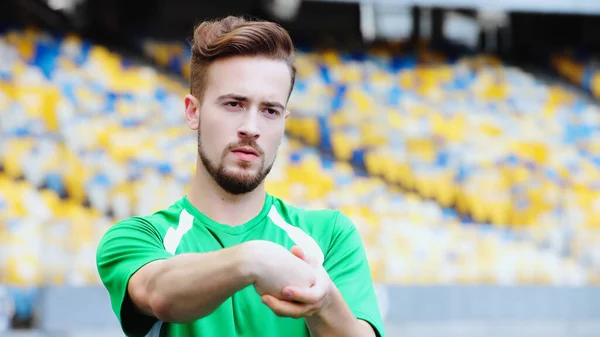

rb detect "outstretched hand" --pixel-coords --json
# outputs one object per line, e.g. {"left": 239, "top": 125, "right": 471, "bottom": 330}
{"left": 260, "top": 246, "right": 333, "bottom": 318}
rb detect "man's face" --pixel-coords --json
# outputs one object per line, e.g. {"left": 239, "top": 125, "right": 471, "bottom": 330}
{"left": 185, "top": 55, "right": 291, "bottom": 195}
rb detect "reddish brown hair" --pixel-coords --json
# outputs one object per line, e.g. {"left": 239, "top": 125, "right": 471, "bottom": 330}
{"left": 190, "top": 16, "right": 296, "bottom": 102}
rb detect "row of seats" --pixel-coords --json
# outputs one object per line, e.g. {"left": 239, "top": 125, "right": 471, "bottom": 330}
{"left": 552, "top": 53, "right": 600, "bottom": 98}
{"left": 1, "top": 28, "right": 599, "bottom": 285}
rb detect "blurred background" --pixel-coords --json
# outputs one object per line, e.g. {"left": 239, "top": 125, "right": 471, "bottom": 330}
{"left": 1, "top": 0, "right": 600, "bottom": 336}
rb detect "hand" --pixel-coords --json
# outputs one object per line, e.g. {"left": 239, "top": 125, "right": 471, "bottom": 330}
{"left": 247, "top": 241, "right": 317, "bottom": 300}
{"left": 260, "top": 246, "right": 333, "bottom": 318}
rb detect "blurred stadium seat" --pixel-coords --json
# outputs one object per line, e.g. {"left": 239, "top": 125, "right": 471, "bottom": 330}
{"left": 552, "top": 52, "right": 600, "bottom": 98}
{"left": 1, "top": 27, "right": 599, "bottom": 294}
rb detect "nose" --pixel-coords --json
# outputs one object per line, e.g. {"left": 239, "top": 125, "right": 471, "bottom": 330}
{"left": 238, "top": 111, "right": 261, "bottom": 139}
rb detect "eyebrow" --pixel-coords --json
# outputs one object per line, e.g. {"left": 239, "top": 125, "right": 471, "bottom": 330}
{"left": 263, "top": 101, "right": 285, "bottom": 111}
{"left": 217, "top": 93, "right": 285, "bottom": 111}
{"left": 217, "top": 93, "right": 248, "bottom": 103}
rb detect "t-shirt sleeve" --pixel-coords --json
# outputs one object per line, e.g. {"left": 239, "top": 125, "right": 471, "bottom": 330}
{"left": 322, "top": 211, "right": 386, "bottom": 337}
{"left": 96, "top": 217, "right": 173, "bottom": 337}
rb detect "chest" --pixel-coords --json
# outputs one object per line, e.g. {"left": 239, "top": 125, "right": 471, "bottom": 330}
{"left": 174, "top": 220, "right": 300, "bottom": 253}
{"left": 172, "top": 218, "right": 325, "bottom": 267}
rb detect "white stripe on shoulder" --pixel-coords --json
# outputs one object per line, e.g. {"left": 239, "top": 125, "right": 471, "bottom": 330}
{"left": 146, "top": 321, "right": 163, "bottom": 337}
{"left": 267, "top": 205, "right": 325, "bottom": 265}
{"left": 163, "top": 209, "right": 194, "bottom": 255}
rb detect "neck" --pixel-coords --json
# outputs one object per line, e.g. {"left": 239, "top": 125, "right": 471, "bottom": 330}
{"left": 186, "top": 158, "right": 267, "bottom": 226}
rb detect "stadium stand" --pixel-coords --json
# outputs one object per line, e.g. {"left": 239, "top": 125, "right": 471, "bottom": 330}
{"left": 141, "top": 38, "right": 600, "bottom": 282}
{"left": 284, "top": 49, "right": 600, "bottom": 286}
{"left": 1, "top": 26, "right": 600, "bottom": 313}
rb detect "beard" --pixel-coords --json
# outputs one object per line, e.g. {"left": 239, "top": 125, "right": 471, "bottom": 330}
{"left": 198, "top": 132, "right": 273, "bottom": 195}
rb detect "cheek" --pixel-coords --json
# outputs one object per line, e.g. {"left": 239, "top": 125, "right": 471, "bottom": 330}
{"left": 199, "top": 117, "right": 225, "bottom": 155}
{"left": 263, "top": 129, "right": 285, "bottom": 160}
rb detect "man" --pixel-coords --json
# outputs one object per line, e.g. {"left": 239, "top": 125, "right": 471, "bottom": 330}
{"left": 96, "top": 15, "right": 385, "bottom": 337}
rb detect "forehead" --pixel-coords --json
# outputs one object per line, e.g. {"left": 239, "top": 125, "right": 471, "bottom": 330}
{"left": 204, "top": 55, "right": 292, "bottom": 103}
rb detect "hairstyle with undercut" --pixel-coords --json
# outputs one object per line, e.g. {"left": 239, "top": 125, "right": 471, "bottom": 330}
{"left": 190, "top": 16, "right": 296, "bottom": 102}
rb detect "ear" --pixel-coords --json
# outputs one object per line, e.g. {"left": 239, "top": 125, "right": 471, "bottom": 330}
{"left": 284, "top": 109, "right": 291, "bottom": 119}
{"left": 184, "top": 94, "right": 200, "bottom": 130}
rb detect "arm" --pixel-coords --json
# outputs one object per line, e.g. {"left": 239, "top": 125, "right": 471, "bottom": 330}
{"left": 131, "top": 239, "right": 317, "bottom": 323}
{"left": 97, "top": 219, "right": 258, "bottom": 336}
{"left": 305, "top": 284, "right": 376, "bottom": 337}
{"left": 129, "top": 244, "right": 254, "bottom": 323}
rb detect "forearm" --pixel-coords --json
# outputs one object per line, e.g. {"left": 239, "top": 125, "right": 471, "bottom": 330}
{"left": 146, "top": 243, "right": 254, "bottom": 322}
{"left": 305, "top": 284, "right": 376, "bottom": 337}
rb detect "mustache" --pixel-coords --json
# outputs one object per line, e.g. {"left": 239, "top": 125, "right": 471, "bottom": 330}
{"left": 224, "top": 139, "right": 264, "bottom": 156}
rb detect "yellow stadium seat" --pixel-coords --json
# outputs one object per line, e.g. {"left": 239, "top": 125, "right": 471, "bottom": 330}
{"left": 591, "top": 73, "right": 600, "bottom": 98}
{"left": 330, "top": 132, "right": 356, "bottom": 161}
{"left": 320, "top": 49, "right": 342, "bottom": 67}
{"left": 552, "top": 55, "right": 584, "bottom": 84}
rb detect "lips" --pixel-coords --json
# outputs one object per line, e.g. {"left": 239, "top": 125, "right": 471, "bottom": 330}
{"left": 231, "top": 146, "right": 259, "bottom": 157}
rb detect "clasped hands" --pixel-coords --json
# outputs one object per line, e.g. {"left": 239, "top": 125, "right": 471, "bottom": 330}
{"left": 251, "top": 243, "right": 333, "bottom": 319}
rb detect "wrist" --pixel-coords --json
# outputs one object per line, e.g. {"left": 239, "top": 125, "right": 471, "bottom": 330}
{"left": 312, "top": 279, "right": 337, "bottom": 318}
{"left": 305, "top": 282, "right": 373, "bottom": 337}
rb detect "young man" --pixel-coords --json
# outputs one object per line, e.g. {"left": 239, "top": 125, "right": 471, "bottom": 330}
{"left": 96, "top": 16, "right": 385, "bottom": 337}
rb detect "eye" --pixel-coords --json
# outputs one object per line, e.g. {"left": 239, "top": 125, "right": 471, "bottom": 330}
{"left": 266, "top": 109, "right": 280, "bottom": 115}
{"left": 223, "top": 101, "right": 244, "bottom": 111}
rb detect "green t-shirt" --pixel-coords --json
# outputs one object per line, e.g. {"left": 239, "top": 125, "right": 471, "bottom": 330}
{"left": 96, "top": 193, "right": 385, "bottom": 337}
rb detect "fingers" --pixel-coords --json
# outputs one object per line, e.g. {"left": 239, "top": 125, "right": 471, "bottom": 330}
{"left": 281, "top": 285, "right": 322, "bottom": 305}
{"left": 290, "top": 246, "right": 306, "bottom": 260}
{"left": 261, "top": 295, "right": 317, "bottom": 319}
{"left": 290, "top": 246, "right": 319, "bottom": 267}
{"left": 284, "top": 287, "right": 313, "bottom": 302}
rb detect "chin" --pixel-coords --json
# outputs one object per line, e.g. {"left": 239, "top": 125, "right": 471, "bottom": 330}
{"left": 229, "top": 159, "right": 259, "bottom": 170}
{"left": 224, "top": 166, "right": 259, "bottom": 178}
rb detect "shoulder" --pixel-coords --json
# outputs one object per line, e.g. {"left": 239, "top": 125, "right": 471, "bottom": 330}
{"left": 269, "top": 195, "right": 357, "bottom": 235}
{"left": 99, "top": 199, "right": 186, "bottom": 244}
{"left": 270, "top": 195, "right": 336, "bottom": 222}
